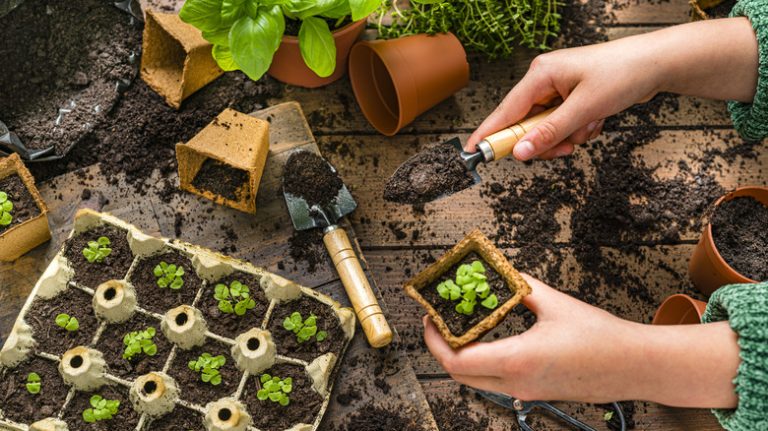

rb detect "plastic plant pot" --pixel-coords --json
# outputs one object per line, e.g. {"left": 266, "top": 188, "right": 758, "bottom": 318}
{"left": 140, "top": 10, "right": 224, "bottom": 109}
{"left": 267, "top": 18, "right": 367, "bottom": 88}
{"left": 0, "top": 153, "right": 50, "bottom": 261}
{"left": 651, "top": 294, "right": 708, "bottom": 325}
{"left": 348, "top": 32, "right": 470, "bottom": 136}
{"left": 688, "top": 186, "right": 767, "bottom": 296}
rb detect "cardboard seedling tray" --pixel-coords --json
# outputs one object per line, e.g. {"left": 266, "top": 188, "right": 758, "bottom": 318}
{"left": 0, "top": 209, "right": 354, "bottom": 431}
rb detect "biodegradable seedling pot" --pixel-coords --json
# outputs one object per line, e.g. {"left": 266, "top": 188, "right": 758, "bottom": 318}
{"left": 176, "top": 108, "right": 270, "bottom": 214}
{"left": 688, "top": 186, "right": 767, "bottom": 296}
{"left": 0, "top": 153, "right": 50, "bottom": 261}
{"left": 348, "top": 32, "right": 470, "bottom": 136}
{"left": 141, "top": 10, "right": 224, "bottom": 109}
{"left": 268, "top": 19, "right": 367, "bottom": 88}
{"left": 652, "top": 294, "right": 708, "bottom": 325}
{"left": 404, "top": 229, "right": 531, "bottom": 348}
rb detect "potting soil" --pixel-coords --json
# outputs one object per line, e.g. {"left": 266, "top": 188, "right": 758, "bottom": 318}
{"left": 711, "top": 196, "right": 768, "bottom": 281}
{"left": 283, "top": 151, "right": 344, "bottom": 207}
{"left": 0, "top": 174, "right": 41, "bottom": 233}
{"left": 191, "top": 158, "right": 250, "bottom": 202}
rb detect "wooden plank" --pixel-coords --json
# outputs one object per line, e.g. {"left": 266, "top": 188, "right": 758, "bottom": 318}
{"left": 609, "top": 0, "right": 692, "bottom": 25}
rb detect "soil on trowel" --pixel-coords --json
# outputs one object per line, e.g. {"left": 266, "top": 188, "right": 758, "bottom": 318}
{"left": 128, "top": 250, "right": 202, "bottom": 314}
{"left": 61, "top": 385, "right": 139, "bottom": 431}
{"left": 384, "top": 145, "right": 475, "bottom": 205}
{"left": 62, "top": 225, "right": 135, "bottom": 288}
{"left": 146, "top": 405, "right": 205, "bottom": 431}
{"left": 167, "top": 339, "right": 241, "bottom": 406}
{"left": 283, "top": 151, "right": 344, "bottom": 207}
{"left": 711, "top": 196, "right": 768, "bottom": 281}
{"left": 268, "top": 295, "right": 346, "bottom": 362}
{"left": 191, "top": 158, "right": 250, "bottom": 202}
{"left": 96, "top": 312, "right": 171, "bottom": 380}
{"left": 0, "top": 356, "right": 70, "bottom": 424}
{"left": 0, "top": 174, "right": 41, "bottom": 233}
{"left": 0, "top": 0, "right": 141, "bottom": 155}
{"left": 25, "top": 286, "right": 99, "bottom": 356}
{"left": 199, "top": 271, "right": 269, "bottom": 339}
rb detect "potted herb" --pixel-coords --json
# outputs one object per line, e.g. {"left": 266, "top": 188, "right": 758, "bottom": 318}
{"left": 179, "top": 0, "right": 383, "bottom": 87}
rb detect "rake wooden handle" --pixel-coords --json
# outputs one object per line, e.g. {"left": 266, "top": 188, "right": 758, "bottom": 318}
{"left": 323, "top": 226, "right": 393, "bottom": 348}
{"left": 482, "top": 107, "right": 556, "bottom": 160}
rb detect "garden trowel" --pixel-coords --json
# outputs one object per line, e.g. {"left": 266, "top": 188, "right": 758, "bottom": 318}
{"left": 283, "top": 155, "right": 393, "bottom": 348}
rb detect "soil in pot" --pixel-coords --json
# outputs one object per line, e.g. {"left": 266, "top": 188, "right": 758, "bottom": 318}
{"left": 711, "top": 196, "right": 768, "bottom": 281}
{"left": 25, "top": 287, "right": 99, "bottom": 356}
{"left": 166, "top": 339, "right": 241, "bottom": 406}
{"left": 199, "top": 271, "right": 269, "bottom": 339}
{"left": 146, "top": 404, "right": 205, "bottom": 431}
{"left": 284, "top": 17, "right": 350, "bottom": 36}
{"left": 384, "top": 145, "right": 475, "bottom": 205}
{"left": 0, "top": 356, "right": 70, "bottom": 424}
{"left": 62, "top": 225, "right": 134, "bottom": 288}
{"left": 96, "top": 312, "right": 172, "bottom": 379}
{"left": 242, "top": 363, "right": 324, "bottom": 431}
{"left": 61, "top": 385, "right": 139, "bottom": 431}
{"left": 267, "top": 296, "right": 345, "bottom": 362}
{"left": 420, "top": 252, "right": 513, "bottom": 336}
{"left": 128, "top": 250, "right": 202, "bottom": 314}
{"left": 191, "top": 158, "right": 250, "bottom": 202}
{"left": 0, "top": 174, "right": 41, "bottom": 234}
{"left": 283, "top": 151, "right": 343, "bottom": 207}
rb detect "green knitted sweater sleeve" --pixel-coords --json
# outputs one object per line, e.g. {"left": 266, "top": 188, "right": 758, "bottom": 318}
{"left": 702, "top": 281, "right": 768, "bottom": 430}
{"left": 728, "top": 0, "right": 768, "bottom": 141}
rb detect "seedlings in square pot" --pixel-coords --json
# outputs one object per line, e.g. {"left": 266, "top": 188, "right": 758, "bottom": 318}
{"left": 199, "top": 271, "right": 268, "bottom": 339}
{"left": 0, "top": 356, "right": 68, "bottom": 424}
{"left": 61, "top": 385, "right": 139, "bottom": 431}
{"left": 167, "top": 339, "right": 241, "bottom": 406}
{"left": 268, "top": 296, "right": 346, "bottom": 362}
{"left": 97, "top": 313, "right": 172, "bottom": 380}
{"left": 25, "top": 287, "right": 100, "bottom": 356}
{"left": 122, "top": 327, "right": 159, "bottom": 360}
{"left": 63, "top": 224, "right": 134, "bottom": 288}
{"left": 128, "top": 250, "right": 201, "bottom": 314}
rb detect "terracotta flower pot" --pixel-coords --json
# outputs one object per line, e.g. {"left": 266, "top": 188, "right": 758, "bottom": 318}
{"left": 688, "top": 186, "right": 768, "bottom": 296}
{"left": 267, "top": 19, "right": 367, "bottom": 88}
{"left": 348, "top": 32, "right": 470, "bottom": 136}
{"left": 652, "top": 294, "right": 708, "bottom": 325}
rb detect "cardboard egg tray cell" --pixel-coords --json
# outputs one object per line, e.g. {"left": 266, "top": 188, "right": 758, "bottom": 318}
{"left": 0, "top": 209, "right": 355, "bottom": 431}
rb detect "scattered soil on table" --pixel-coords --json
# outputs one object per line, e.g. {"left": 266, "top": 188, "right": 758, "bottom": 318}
{"left": 420, "top": 252, "right": 513, "bottom": 336}
{"left": 268, "top": 295, "right": 346, "bottom": 362}
{"left": 128, "top": 249, "right": 202, "bottom": 314}
{"left": 283, "top": 151, "right": 344, "bottom": 207}
{"left": 0, "top": 0, "right": 141, "bottom": 155}
{"left": 429, "top": 392, "right": 489, "bottom": 431}
{"left": 167, "top": 339, "right": 241, "bottom": 405}
{"left": 0, "top": 356, "right": 69, "bottom": 423}
{"left": 97, "top": 312, "right": 171, "bottom": 380}
{"left": 288, "top": 227, "right": 331, "bottom": 273}
{"left": 146, "top": 405, "right": 205, "bottom": 431}
{"left": 384, "top": 145, "right": 475, "bottom": 205}
{"left": 0, "top": 174, "right": 41, "bottom": 233}
{"left": 61, "top": 385, "right": 139, "bottom": 431}
{"left": 191, "top": 158, "right": 250, "bottom": 202}
{"left": 711, "top": 196, "right": 768, "bottom": 281}
{"left": 599, "top": 401, "right": 637, "bottom": 431}
{"left": 243, "top": 363, "right": 324, "bottom": 431}
{"left": 25, "top": 286, "right": 99, "bottom": 356}
{"left": 199, "top": 271, "right": 269, "bottom": 339}
{"left": 328, "top": 403, "right": 424, "bottom": 431}
{"left": 63, "top": 225, "right": 135, "bottom": 288}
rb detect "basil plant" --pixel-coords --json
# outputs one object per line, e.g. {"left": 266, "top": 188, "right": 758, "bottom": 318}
{"left": 179, "top": 0, "right": 382, "bottom": 81}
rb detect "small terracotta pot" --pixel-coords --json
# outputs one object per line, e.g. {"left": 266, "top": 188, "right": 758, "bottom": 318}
{"left": 688, "top": 186, "right": 767, "bottom": 296}
{"left": 348, "top": 33, "right": 470, "bottom": 136}
{"left": 652, "top": 294, "right": 708, "bottom": 325}
{"left": 267, "top": 19, "right": 367, "bottom": 88}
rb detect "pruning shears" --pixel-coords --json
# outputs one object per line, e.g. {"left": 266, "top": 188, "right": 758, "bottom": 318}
{"left": 476, "top": 390, "right": 627, "bottom": 431}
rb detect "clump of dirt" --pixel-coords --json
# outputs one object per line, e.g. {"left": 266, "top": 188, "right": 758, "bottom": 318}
{"left": 288, "top": 227, "right": 330, "bottom": 273}
{"left": 283, "top": 151, "right": 344, "bottom": 207}
{"left": 329, "top": 403, "right": 423, "bottom": 431}
{"left": 191, "top": 158, "right": 249, "bottom": 201}
{"left": 711, "top": 196, "right": 768, "bottom": 281}
{"left": 384, "top": 145, "right": 475, "bottom": 204}
{"left": 429, "top": 394, "right": 489, "bottom": 431}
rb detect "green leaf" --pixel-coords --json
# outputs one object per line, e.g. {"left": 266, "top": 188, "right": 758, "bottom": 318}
{"left": 283, "top": 317, "right": 296, "bottom": 331}
{"left": 65, "top": 316, "right": 80, "bottom": 331}
{"left": 299, "top": 17, "right": 336, "bottom": 78}
{"left": 234, "top": 300, "right": 247, "bottom": 316}
{"left": 153, "top": 265, "right": 164, "bottom": 277}
{"left": 26, "top": 381, "right": 41, "bottom": 394}
{"left": 90, "top": 395, "right": 103, "bottom": 408}
{"left": 481, "top": 294, "right": 498, "bottom": 310}
{"left": 471, "top": 261, "right": 485, "bottom": 273}
{"left": 97, "top": 237, "right": 111, "bottom": 246}
{"left": 230, "top": 7, "right": 284, "bottom": 81}
{"left": 279, "top": 396, "right": 290, "bottom": 406}
{"left": 171, "top": 278, "right": 184, "bottom": 290}
{"left": 27, "top": 372, "right": 41, "bottom": 383}
{"left": 322, "top": 1, "right": 351, "bottom": 19}
{"left": 348, "top": 0, "right": 380, "bottom": 21}
{"left": 437, "top": 282, "right": 449, "bottom": 299}
{"left": 180, "top": 0, "right": 224, "bottom": 32}
{"left": 257, "top": 389, "right": 269, "bottom": 401}
{"left": 83, "top": 409, "right": 96, "bottom": 423}
{"left": 144, "top": 343, "right": 158, "bottom": 356}
{"left": 204, "top": 28, "right": 232, "bottom": 46}
{"left": 55, "top": 313, "right": 70, "bottom": 328}
{"left": 220, "top": 0, "right": 246, "bottom": 26}
{"left": 214, "top": 284, "right": 230, "bottom": 300}
{"left": 0, "top": 211, "right": 11, "bottom": 226}
{"left": 260, "top": 374, "right": 271, "bottom": 383}
{"left": 604, "top": 411, "right": 614, "bottom": 421}
{"left": 2, "top": 200, "right": 12, "bottom": 212}
{"left": 0, "top": 192, "right": 6, "bottom": 202}
{"left": 316, "top": 330, "right": 328, "bottom": 342}
{"left": 211, "top": 373, "right": 222, "bottom": 385}
{"left": 219, "top": 300, "right": 234, "bottom": 314}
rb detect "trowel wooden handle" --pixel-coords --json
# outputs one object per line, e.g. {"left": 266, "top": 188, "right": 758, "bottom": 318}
{"left": 323, "top": 227, "right": 393, "bottom": 348}
{"left": 482, "top": 107, "right": 556, "bottom": 160}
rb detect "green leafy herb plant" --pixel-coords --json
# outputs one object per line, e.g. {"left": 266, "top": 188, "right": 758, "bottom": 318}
{"left": 257, "top": 374, "right": 292, "bottom": 406}
{"left": 188, "top": 353, "right": 226, "bottom": 386}
{"left": 0, "top": 191, "right": 13, "bottom": 227}
{"left": 55, "top": 313, "right": 80, "bottom": 332}
{"left": 82, "top": 236, "right": 112, "bottom": 263}
{"left": 154, "top": 261, "right": 185, "bottom": 290}
{"left": 282, "top": 312, "right": 328, "bottom": 343}
{"left": 436, "top": 260, "right": 499, "bottom": 316}
{"left": 214, "top": 280, "right": 256, "bottom": 316}
{"left": 179, "top": 0, "right": 384, "bottom": 81}
{"left": 82, "top": 394, "right": 120, "bottom": 423}
{"left": 25, "top": 372, "right": 41, "bottom": 394}
{"left": 122, "top": 327, "right": 158, "bottom": 360}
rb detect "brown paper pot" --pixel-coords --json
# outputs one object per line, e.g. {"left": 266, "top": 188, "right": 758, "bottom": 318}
{"left": 267, "top": 19, "right": 367, "bottom": 88}
{"left": 0, "top": 153, "right": 50, "bottom": 261}
{"left": 652, "top": 294, "right": 708, "bottom": 325}
{"left": 140, "top": 10, "right": 224, "bottom": 109}
{"left": 690, "top": 0, "right": 726, "bottom": 20}
{"left": 176, "top": 108, "right": 270, "bottom": 214}
{"left": 688, "top": 186, "right": 767, "bottom": 296}
{"left": 404, "top": 229, "right": 531, "bottom": 348}
{"left": 348, "top": 32, "right": 470, "bottom": 136}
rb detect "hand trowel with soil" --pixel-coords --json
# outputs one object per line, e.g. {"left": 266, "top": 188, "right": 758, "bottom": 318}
{"left": 384, "top": 108, "right": 554, "bottom": 205}
{"left": 283, "top": 150, "right": 393, "bottom": 348}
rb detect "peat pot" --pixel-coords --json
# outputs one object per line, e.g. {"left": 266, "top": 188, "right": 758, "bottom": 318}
{"left": 0, "top": 153, "right": 50, "bottom": 261}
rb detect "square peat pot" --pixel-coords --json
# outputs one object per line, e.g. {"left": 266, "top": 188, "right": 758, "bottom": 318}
{"left": 176, "top": 108, "right": 270, "bottom": 214}
{"left": 404, "top": 229, "right": 531, "bottom": 348}
{"left": 0, "top": 153, "right": 50, "bottom": 262}
{"left": 140, "top": 10, "right": 223, "bottom": 109}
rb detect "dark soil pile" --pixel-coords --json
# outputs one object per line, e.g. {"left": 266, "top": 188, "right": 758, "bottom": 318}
{"left": 25, "top": 287, "right": 100, "bottom": 356}
{"left": 62, "top": 225, "right": 135, "bottom": 288}
{"left": 283, "top": 151, "right": 344, "bottom": 207}
{"left": 328, "top": 403, "right": 424, "bottom": 431}
{"left": 146, "top": 405, "right": 205, "bottom": 431}
{"left": 0, "top": 356, "right": 70, "bottom": 424}
{"left": 192, "top": 159, "right": 250, "bottom": 201}
{"left": 429, "top": 394, "right": 489, "bottom": 431}
{"left": 267, "top": 295, "right": 346, "bottom": 362}
{"left": 0, "top": 174, "right": 41, "bottom": 233}
{"left": 711, "top": 197, "right": 768, "bottom": 281}
{"left": 384, "top": 145, "right": 475, "bottom": 204}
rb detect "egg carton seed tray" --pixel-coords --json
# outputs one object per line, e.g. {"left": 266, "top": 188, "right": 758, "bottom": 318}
{"left": 0, "top": 209, "right": 355, "bottom": 431}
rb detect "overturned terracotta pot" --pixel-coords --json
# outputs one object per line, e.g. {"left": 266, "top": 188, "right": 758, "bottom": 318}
{"left": 141, "top": 10, "right": 223, "bottom": 109}
{"left": 652, "top": 294, "right": 708, "bottom": 325}
{"left": 0, "top": 153, "right": 50, "bottom": 261}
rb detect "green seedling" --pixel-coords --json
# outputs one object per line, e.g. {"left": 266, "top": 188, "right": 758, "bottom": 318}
{"left": 282, "top": 312, "right": 328, "bottom": 343}
{"left": 214, "top": 280, "right": 256, "bottom": 316}
{"left": 436, "top": 260, "right": 499, "bottom": 316}
{"left": 0, "top": 191, "right": 13, "bottom": 226}
{"left": 188, "top": 353, "right": 226, "bottom": 386}
{"left": 153, "top": 261, "right": 185, "bottom": 290}
{"left": 82, "top": 236, "right": 112, "bottom": 263}
{"left": 257, "top": 374, "right": 292, "bottom": 407}
{"left": 25, "top": 372, "right": 41, "bottom": 394}
{"left": 122, "top": 327, "right": 158, "bottom": 360}
{"left": 55, "top": 313, "right": 79, "bottom": 332}
{"left": 82, "top": 394, "right": 120, "bottom": 423}
{"left": 604, "top": 411, "right": 614, "bottom": 421}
